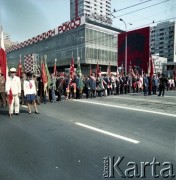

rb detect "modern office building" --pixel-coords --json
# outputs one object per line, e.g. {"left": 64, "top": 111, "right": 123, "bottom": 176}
{"left": 150, "top": 21, "right": 176, "bottom": 62}
{"left": 6, "top": 16, "right": 123, "bottom": 74}
{"left": 70, "top": 0, "right": 112, "bottom": 25}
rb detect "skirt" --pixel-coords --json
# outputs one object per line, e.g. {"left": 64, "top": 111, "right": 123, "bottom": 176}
{"left": 26, "top": 94, "right": 36, "bottom": 102}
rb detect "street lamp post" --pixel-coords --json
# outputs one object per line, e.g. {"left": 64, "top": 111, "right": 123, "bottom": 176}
{"left": 120, "top": 18, "right": 132, "bottom": 74}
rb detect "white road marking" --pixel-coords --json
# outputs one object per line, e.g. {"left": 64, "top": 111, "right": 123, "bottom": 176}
{"left": 75, "top": 122, "right": 140, "bottom": 144}
{"left": 73, "top": 99, "right": 176, "bottom": 118}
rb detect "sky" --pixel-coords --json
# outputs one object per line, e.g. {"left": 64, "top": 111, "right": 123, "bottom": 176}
{"left": 0, "top": 0, "right": 176, "bottom": 43}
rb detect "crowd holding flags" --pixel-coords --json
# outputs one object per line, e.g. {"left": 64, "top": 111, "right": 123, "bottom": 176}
{"left": 1, "top": 24, "right": 176, "bottom": 117}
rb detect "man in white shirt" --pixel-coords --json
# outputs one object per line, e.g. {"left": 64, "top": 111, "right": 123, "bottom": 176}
{"left": 6, "top": 68, "right": 21, "bottom": 116}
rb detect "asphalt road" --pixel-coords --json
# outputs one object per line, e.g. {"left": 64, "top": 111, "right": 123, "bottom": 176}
{"left": 0, "top": 91, "right": 176, "bottom": 180}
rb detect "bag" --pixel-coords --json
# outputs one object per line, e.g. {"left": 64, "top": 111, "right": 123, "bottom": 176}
{"left": 97, "top": 85, "right": 102, "bottom": 91}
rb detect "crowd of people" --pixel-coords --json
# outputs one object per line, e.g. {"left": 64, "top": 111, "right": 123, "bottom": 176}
{"left": 0, "top": 67, "right": 175, "bottom": 117}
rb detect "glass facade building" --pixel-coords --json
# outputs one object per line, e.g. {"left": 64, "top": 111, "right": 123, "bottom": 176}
{"left": 7, "top": 17, "right": 123, "bottom": 74}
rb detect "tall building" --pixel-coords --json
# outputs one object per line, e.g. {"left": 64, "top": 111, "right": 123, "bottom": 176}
{"left": 70, "top": 0, "right": 112, "bottom": 25}
{"left": 150, "top": 21, "right": 176, "bottom": 62}
{"left": 0, "top": 32, "right": 17, "bottom": 50}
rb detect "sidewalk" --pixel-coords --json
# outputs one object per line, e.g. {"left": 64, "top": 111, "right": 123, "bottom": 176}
{"left": 83, "top": 91, "right": 176, "bottom": 115}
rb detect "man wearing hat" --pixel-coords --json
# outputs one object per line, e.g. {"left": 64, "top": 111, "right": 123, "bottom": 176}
{"left": 0, "top": 68, "right": 6, "bottom": 107}
{"left": 6, "top": 68, "right": 21, "bottom": 116}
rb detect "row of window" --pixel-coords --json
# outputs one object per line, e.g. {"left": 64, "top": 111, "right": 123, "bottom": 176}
{"left": 151, "top": 37, "right": 174, "bottom": 42}
{"left": 86, "top": 47, "right": 117, "bottom": 62}
{"left": 86, "top": 28, "right": 117, "bottom": 47}
{"left": 151, "top": 31, "right": 174, "bottom": 37}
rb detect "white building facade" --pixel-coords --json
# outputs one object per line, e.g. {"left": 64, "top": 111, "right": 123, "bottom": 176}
{"left": 152, "top": 55, "right": 167, "bottom": 74}
{"left": 70, "top": 0, "right": 112, "bottom": 25}
{"left": 150, "top": 21, "right": 176, "bottom": 63}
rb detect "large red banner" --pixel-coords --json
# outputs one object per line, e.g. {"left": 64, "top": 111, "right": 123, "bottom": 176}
{"left": 118, "top": 27, "right": 150, "bottom": 74}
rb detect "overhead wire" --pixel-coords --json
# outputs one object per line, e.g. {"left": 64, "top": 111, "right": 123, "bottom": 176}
{"left": 112, "top": 0, "right": 170, "bottom": 19}
{"left": 129, "top": 16, "right": 176, "bottom": 31}
{"left": 112, "top": 0, "right": 153, "bottom": 13}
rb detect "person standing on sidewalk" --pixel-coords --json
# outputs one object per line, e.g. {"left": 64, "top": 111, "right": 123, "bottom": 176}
{"left": 23, "top": 72, "right": 39, "bottom": 114}
{"left": 158, "top": 74, "right": 168, "bottom": 97}
{"left": 6, "top": 68, "right": 21, "bottom": 116}
{"left": 50, "top": 74, "right": 56, "bottom": 103}
{"left": 152, "top": 75, "right": 159, "bottom": 95}
{"left": 143, "top": 73, "right": 148, "bottom": 96}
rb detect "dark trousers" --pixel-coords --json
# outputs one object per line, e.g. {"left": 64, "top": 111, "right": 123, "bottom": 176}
{"left": 85, "top": 88, "right": 90, "bottom": 98}
{"left": 20, "top": 90, "right": 25, "bottom": 105}
{"left": 144, "top": 85, "right": 148, "bottom": 96}
{"left": 0, "top": 92, "right": 6, "bottom": 107}
{"left": 124, "top": 85, "right": 127, "bottom": 94}
{"left": 120, "top": 85, "right": 124, "bottom": 94}
{"left": 57, "top": 89, "right": 62, "bottom": 101}
{"left": 158, "top": 85, "right": 165, "bottom": 96}
{"left": 116, "top": 85, "right": 120, "bottom": 95}
{"left": 90, "top": 90, "right": 96, "bottom": 98}
{"left": 153, "top": 85, "right": 157, "bottom": 95}
{"left": 128, "top": 85, "right": 131, "bottom": 94}
{"left": 76, "top": 88, "right": 80, "bottom": 99}
{"left": 97, "top": 90, "right": 102, "bottom": 97}
{"left": 107, "top": 88, "right": 111, "bottom": 96}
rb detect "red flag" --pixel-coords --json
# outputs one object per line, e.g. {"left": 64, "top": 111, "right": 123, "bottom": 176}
{"left": 0, "top": 27, "right": 13, "bottom": 105}
{"left": 16, "top": 55, "right": 23, "bottom": 77}
{"left": 70, "top": 55, "right": 74, "bottom": 78}
{"left": 96, "top": 62, "right": 100, "bottom": 79}
{"left": 90, "top": 65, "right": 92, "bottom": 76}
{"left": 107, "top": 63, "right": 111, "bottom": 76}
{"left": 8, "top": 82, "right": 13, "bottom": 105}
{"left": 149, "top": 54, "right": 154, "bottom": 92}
{"left": 0, "top": 50, "right": 6, "bottom": 79}
{"left": 150, "top": 54, "right": 154, "bottom": 78}
{"left": 54, "top": 59, "right": 57, "bottom": 75}
{"left": 147, "top": 56, "right": 151, "bottom": 76}
{"left": 41, "top": 61, "right": 47, "bottom": 84}
{"left": 0, "top": 27, "right": 6, "bottom": 78}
